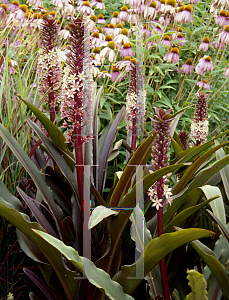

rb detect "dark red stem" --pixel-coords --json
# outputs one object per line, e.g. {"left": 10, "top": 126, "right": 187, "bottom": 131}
{"left": 157, "top": 178, "right": 170, "bottom": 300}
{"left": 74, "top": 126, "right": 84, "bottom": 255}
{"left": 131, "top": 118, "right": 136, "bottom": 152}
{"left": 47, "top": 74, "right": 56, "bottom": 124}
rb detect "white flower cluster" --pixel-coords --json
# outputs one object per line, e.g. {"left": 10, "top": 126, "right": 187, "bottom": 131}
{"left": 37, "top": 48, "right": 62, "bottom": 106}
{"left": 190, "top": 120, "right": 209, "bottom": 143}
{"left": 148, "top": 182, "right": 173, "bottom": 210}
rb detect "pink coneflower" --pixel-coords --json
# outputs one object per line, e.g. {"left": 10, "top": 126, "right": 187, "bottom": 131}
{"left": 100, "top": 41, "right": 116, "bottom": 62}
{"left": 120, "top": 42, "right": 134, "bottom": 57}
{"left": 96, "top": 26, "right": 105, "bottom": 40}
{"left": 144, "top": 2, "right": 157, "bottom": 19}
{"left": 77, "top": 1, "right": 94, "bottom": 15}
{"left": 92, "top": 47, "right": 101, "bottom": 62}
{"left": 111, "top": 11, "right": 120, "bottom": 25}
{"left": 197, "top": 79, "right": 210, "bottom": 90}
{"left": 138, "top": 3, "right": 146, "bottom": 13}
{"left": 153, "top": 24, "right": 163, "bottom": 34}
{"left": 124, "top": 0, "right": 141, "bottom": 6}
{"left": 190, "top": 0, "right": 200, "bottom": 3}
{"left": 97, "top": 13, "right": 106, "bottom": 23}
{"left": 181, "top": 4, "right": 192, "bottom": 24}
{"left": 164, "top": 47, "right": 179, "bottom": 63}
{"left": 106, "top": 24, "right": 115, "bottom": 36}
{"left": 172, "top": 27, "right": 183, "bottom": 39}
{"left": 215, "top": 10, "right": 229, "bottom": 27}
{"left": 219, "top": 25, "right": 229, "bottom": 44}
{"left": 91, "top": 32, "right": 102, "bottom": 47}
{"left": 27, "top": 0, "right": 43, "bottom": 6}
{"left": 141, "top": 24, "right": 151, "bottom": 38}
{"left": 181, "top": 58, "right": 193, "bottom": 74}
{"left": 114, "top": 56, "right": 136, "bottom": 72}
{"left": 98, "top": 70, "right": 111, "bottom": 78}
{"left": 195, "top": 56, "right": 213, "bottom": 75}
{"left": 159, "top": 16, "right": 170, "bottom": 26}
{"left": 175, "top": 33, "right": 185, "bottom": 46}
{"left": 59, "top": 25, "right": 70, "bottom": 39}
{"left": 90, "top": 0, "right": 105, "bottom": 9}
{"left": 51, "top": 0, "right": 69, "bottom": 7}
{"left": 128, "top": 8, "right": 140, "bottom": 22}
{"left": 199, "top": 37, "right": 210, "bottom": 52}
{"left": 212, "top": 40, "right": 226, "bottom": 49}
{"left": 160, "top": 0, "right": 176, "bottom": 15}
{"left": 162, "top": 35, "right": 172, "bottom": 48}
{"left": 114, "top": 23, "right": 123, "bottom": 37}
{"left": 100, "top": 34, "right": 113, "bottom": 46}
{"left": 7, "top": 3, "right": 28, "bottom": 23}
{"left": 0, "top": 4, "right": 7, "bottom": 19}
{"left": 114, "top": 28, "right": 129, "bottom": 46}
{"left": 110, "top": 66, "right": 122, "bottom": 82}
{"left": 119, "top": 6, "right": 129, "bottom": 22}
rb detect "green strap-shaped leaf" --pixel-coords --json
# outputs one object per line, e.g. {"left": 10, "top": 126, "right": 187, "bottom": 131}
{"left": 215, "top": 140, "right": 229, "bottom": 200}
{"left": 190, "top": 239, "right": 229, "bottom": 298}
{"left": 164, "top": 154, "right": 229, "bottom": 226}
{"left": 206, "top": 210, "right": 229, "bottom": 243}
{"left": 32, "top": 229, "right": 135, "bottom": 300}
{"left": 0, "top": 123, "right": 64, "bottom": 239}
{"left": 20, "top": 98, "right": 75, "bottom": 169}
{"left": 109, "top": 133, "right": 157, "bottom": 207}
{"left": 88, "top": 206, "right": 118, "bottom": 229}
{"left": 0, "top": 199, "right": 79, "bottom": 300}
{"left": 98, "top": 107, "right": 125, "bottom": 195}
{"left": 26, "top": 118, "right": 80, "bottom": 209}
{"left": 162, "top": 196, "right": 218, "bottom": 235}
{"left": 170, "top": 131, "right": 229, "bottom": 165}
{"left": 201, "top": 186, "right": 226, "bottom": 230}
{"left": 185, "top": 269, "right": 208, "bottom": 300}
{"left": 113, "top": 228, "right": 213, "bottom": 295}
{"left": 96, "top": 164, "right": 187, "bottom": 274}
{"left": 173, "top": 142, "right": 229, "bottom": 195}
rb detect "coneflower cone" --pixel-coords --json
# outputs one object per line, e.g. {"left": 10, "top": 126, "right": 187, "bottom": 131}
{"left": 37, "top": 15, "right": 62, "bottom": 123}
{"left": 190, "top": 92, "right": 208, "bottom": 146}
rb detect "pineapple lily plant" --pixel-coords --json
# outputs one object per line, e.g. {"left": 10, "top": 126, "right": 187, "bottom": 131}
{"left": 1, "top": 0, "right": 229, "bottom": 300}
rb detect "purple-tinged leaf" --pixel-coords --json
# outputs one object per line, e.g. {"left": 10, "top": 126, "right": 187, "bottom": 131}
{"left": 26, "top": 118, "right": 80, "bottom": 211}
{"left": 0, "top": 123, "right": 65, "bottom": 240}
{"left": 0, "top": 198, "right": 79, "bottom": 300}
{"left": 16, "top": 186, "right": 57, "bottom": 238}
{"left": 24, "top": 268, "right": 56, "bottom": 300}
{"left": 98, "top": 107, "right": 125, "bottom": 195}
{"left": 109, "top": 133, "right": 157, "bottom": 208}
{"left": 93, "top": 85, "right": 103, "bottom": 189}
{"left": 173, "top": 141, "right": 229, "bottom": 195}
{"left": 113, "top": 228, "right": 213, "bottom": 295}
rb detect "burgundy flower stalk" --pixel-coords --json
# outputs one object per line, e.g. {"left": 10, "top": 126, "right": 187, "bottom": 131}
{"left": 125, "top": 56, "right": 146, "bottom": 152}
{"left": 190, "top": 92, "right": 208, "bottom": 146}
{"left": 59, "top": 18, "right": 91, "bottom": 227}
{"left": 125, "top": 57, "right": 137, "bottom": 151}
{"left": 148, "top": 108, "right": 172, "bottom": 300}
{"left": 37, "top": 14, "right": 62, "bottom": 123}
